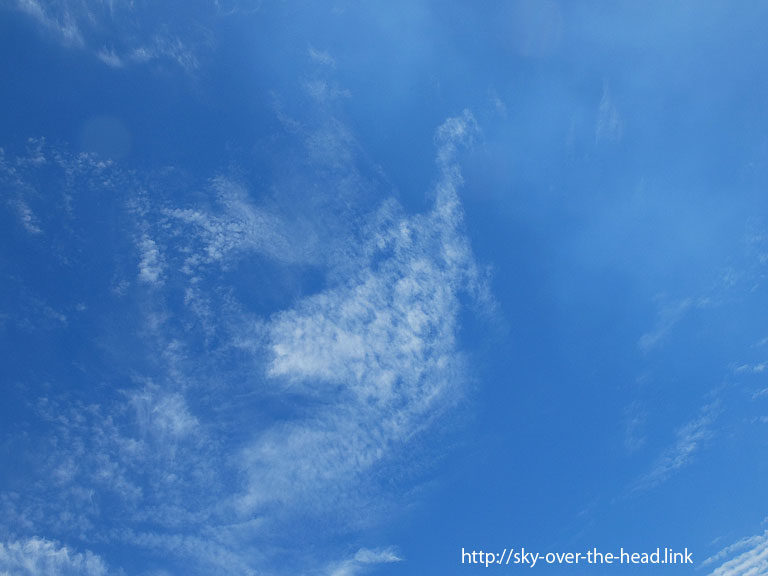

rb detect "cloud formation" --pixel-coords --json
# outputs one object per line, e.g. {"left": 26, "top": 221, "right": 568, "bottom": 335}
{"left": 327, "top": 547, "right": 401, "bottom": 576}
{"left": 633, "top": 402, "right": 719, "bottom": 492}
{"left": 12, "top": 0, "right": 203, "bottom": 71}
{"left": 0, "top": 109, "right": 486, "bottom": 574}
{"left": 0, "top": 537, "right": 108, "bottom": 576}
{"left": 238, "top": 110, "right": 483, "bottom": 520}
{"left": 704, "top": 530, "right": 768, "bottom": 576}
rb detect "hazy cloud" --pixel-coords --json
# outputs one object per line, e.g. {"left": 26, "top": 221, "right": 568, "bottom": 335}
{"left": 703, "top": 530, "right": 768, "bottom": 576}
{"left": 633, "top": 402, "right": 719, "bottom": 492}
{"left": 239, "top": 111, "right": 483, "bottom": 520}
{"left": 596, "top": 82, "right": 622, "bottom": 144}
{"left": 327, "top": 547, "right": 401, "bottom": 576}
{"left": 0, "top": 537, "right": 109, "bottom": 576}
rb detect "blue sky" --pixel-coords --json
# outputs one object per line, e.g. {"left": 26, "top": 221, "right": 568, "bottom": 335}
{"left": 2, "top": 2, "right": 768, "bottom": 575}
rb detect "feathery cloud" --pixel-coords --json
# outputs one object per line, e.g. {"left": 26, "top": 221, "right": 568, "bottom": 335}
{"left": 237, "top": 112, "right": 481, "bottom": 520}
{"left": 327, "top": 547, "right": 401, "bottom": 576}
{"left": 0, "top": 537, "right": 109, "bottom": 576}
{"left": 12, "top": 0, "right": 203, "bottom": 71}
{"left": 633, "top": 402, "right": 718, "bottom": 492}
{"left": 704, "top": 530, "right": 768, "bottom": 576}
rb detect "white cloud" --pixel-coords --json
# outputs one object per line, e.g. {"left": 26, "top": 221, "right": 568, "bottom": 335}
{"left": 1, "top": 147, "right": 45, "bottom": 235}
{"left": 238, "top": 111, "right": 482, "bottom": 517}
{"left": 0, "top": 110, "right": 489, "bottom": 573}
{"left": 110, "top": 528, "right": 260, "bottom": 576}
{"left": 309, "top": 46, "right": 336, "bottom": 67}
{"left": 213, "top": 0, "right": 262, "bottom": 16}
{"left": 327, "top": 547, "right": 401, "bottom": 576}
{"left": 15, "top": 0, "right": 84, "bottom": 47}
{"left": 638, "top": 296, "right": 710, "bottom": 352}
{"left": 703, "top": 530, "right": 768, "bottom": 576}
{"left": 0, "top": 537, "right": 109, "bottom": 576}
{"left": 12, "top": 0, "right": 202, "bottom": 71}
{"left": 138, "top": 234, "right": 164, "bottom": 286}
{"left": 13, "top": 197, "right": 42, "bottom": 235}
{"left": 129, "top": 36, "right": 200, "bottom": 72}
{"left": 304, "top": 79, "right": 351, "bottom": 102}
{"left": 735, "top": 363, "right": 767, "bottom": 375}
{"left": 595, "top": 82, "right": 622, "bottom": 144}
{"left": 633, "top": 402, "right": 718, "bottom": 491}
{"left": 165, "top": 176, "right": 310, "bottom": 270}
{"left": 96, "top": 47, "right": 123, "bottom": 68}
{"left": 623, "top": 401, "right": 646, "bottom": 452}
{"left": 130, "top": 385, "right": 198, "bottom": 440}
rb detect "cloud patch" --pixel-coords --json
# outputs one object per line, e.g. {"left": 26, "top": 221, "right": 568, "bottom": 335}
{"left": 12, "top": 0, "right": 204, "bottom": 71}
{"left": 0, "top": 537, "right": 109, "bottom": 576}
{"left": 0, "top": 109, "right": 488, "bottom": 574}
{"left": 633, "top": 402, "right": 719, "bottom": 492}
{"left": 703, "top": 530, "right": 768, "bottom": 576}
{"left": 327, "top": 547, "right": 401, "bottom": 576}
{"left": 238, "top": 111, "right": 483, "bottom": 519}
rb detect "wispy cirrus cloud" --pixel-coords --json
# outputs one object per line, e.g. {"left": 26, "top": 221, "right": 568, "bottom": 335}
{"left": 632, "top": 401, "right": 719, "bottom": 492}
{"left": 164, "top": 176, "right": 310, "bottom": 270}
{"left": 0, "top": 537, "right": 109, "bottom": 576}
{"left": 308, "top": 46, "right": 336, "bottom": 68}
{"left": 595, "top": 82, "right": 622, "bottom": 144}
{"left": 11, "top": 0, "right": 205, "bottom": 71}
{"left": 237, "top": 111, "right": 483, "bottom": 521}
{"left": 1, "top": 144, "right": 45, "bottom": 235}
{"left": 703, "top": 530, "right": 768, "bottom": 576}
{"left": 638, "top": 296, "right": 711, "bottom": 352}
{"left": 137, "top": 234, "right": 164, "bottom": 286}
{"left": 14, "top": 0, "right": 84, "bottom": 47}
{"left": 11, "top": 196, "right": 43, "bottom": 235}
{"left": 0, "top": 95, "right": 488, "bottom": 574}
{"left": 327, "top": 547, "right": 401, "bottom": 576}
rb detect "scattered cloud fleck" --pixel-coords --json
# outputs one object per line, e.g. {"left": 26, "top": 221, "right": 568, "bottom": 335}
{"left": 735, "top": 362, "right": 766, "bottom": 375}
{"left": 96, "top": 47, "right": 124, "bottom": 68}
{"left": 138, "top": 234, "right": 164, "bottom": 286}
{"left": 11, "top": 0, "right": 203, "bottom": 71}
{"left": 0, "top": 109, "right": 488, "bottom": 574}
{"left": 639, "top": 296, "right": 710, "bottom": 352}
{"left": 309, "top": 46, "right": 336, "bottom": 67}
{"left": 15, "top": 0, "right": 84, "bottom": 47}
{"left": 623, "top": 401, "right": 646, "bottom": 452}
{"left": 13, "top": 197, "right": 42, "bottom": 235}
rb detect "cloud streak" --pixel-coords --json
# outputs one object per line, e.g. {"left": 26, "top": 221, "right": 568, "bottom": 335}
{"left": 638, "top": 296, "right": 711, "bottom": 352}
{"left": 15, "top": 0, "right": 84, "bottom": 47}
{"left": 12, "top": 0, "right": 204, "bottom": 71}
{"left": 327, "top": 547, "right": 401, "bottom": 576}
{"left": 632, "top": 402, "right": 719, "bottom": 492}
{"left": 703, "top": 530, "right": 768, "bottom": 576}
{"left": 0, "top": 537, "right": 109, "bottom": 576}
